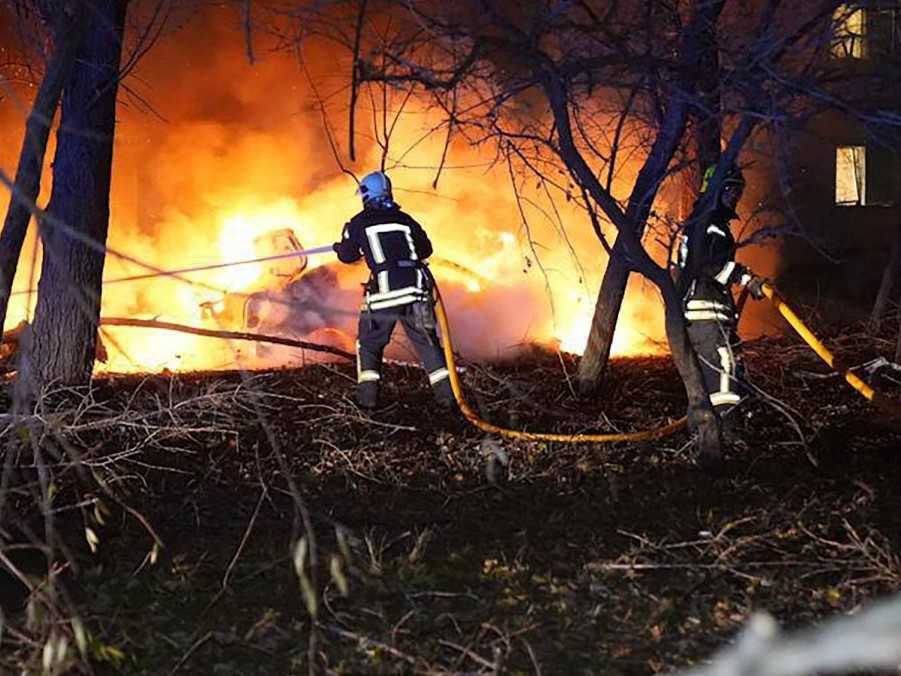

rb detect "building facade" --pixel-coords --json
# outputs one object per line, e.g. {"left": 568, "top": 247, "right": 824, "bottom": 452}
{"left": 776, "top": 3, "right": 901, "bottom": 315}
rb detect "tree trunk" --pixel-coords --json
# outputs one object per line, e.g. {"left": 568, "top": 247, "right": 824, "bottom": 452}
{"left": 23, "top": 0, "right": 127, "bottom": 392}
{"left": 577, "top": 253, "right": 721, "bottom": 462}
{"left": 660, "top": 280, "right": 721, "bottom": 465}
{"left": 870, "top": 218, "right": 901, "bottom": 332}
{"left": 575, "top": 250, "right": 629, "bottom": 395}
{"left": 0, "top": 12, "right": 86, "bottom": 337}
{"left": 542, "top": 66, "right": 722, "bottom": 461}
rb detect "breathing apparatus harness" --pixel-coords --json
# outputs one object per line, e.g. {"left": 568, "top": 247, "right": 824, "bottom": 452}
{"left": 360, "top": 258, "right": 438, "bottom": 336}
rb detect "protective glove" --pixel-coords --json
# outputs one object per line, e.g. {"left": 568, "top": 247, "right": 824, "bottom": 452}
{"left": 745, "top": 275, "right": 767, "bottom": 300}
{"left": 331, "top": 242, "right": 341, "bottom": 253}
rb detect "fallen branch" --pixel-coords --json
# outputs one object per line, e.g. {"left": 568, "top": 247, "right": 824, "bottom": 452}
{"left": 98, "top": 317, "right": 354, "bottom": 361}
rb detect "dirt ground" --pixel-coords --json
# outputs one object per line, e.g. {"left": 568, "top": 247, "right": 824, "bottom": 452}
{"left": 2, "top": 329, "right": 901, "bottom": 675}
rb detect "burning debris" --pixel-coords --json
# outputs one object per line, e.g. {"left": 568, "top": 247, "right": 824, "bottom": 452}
{"left": 198, "top": 228, "right": 358, "bottom": 359}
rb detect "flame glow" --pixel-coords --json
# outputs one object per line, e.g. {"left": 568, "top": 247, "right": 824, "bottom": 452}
{"left": 0, "top": 8, "right": 668, "bottom": 374}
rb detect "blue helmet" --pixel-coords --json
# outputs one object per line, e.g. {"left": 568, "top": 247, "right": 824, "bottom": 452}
{"left": 356, "top": 171, "right": 393, "bottom": 207}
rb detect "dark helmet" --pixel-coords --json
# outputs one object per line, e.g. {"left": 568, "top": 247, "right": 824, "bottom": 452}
{"left": 700, "top": 163, "right": 745, "bottom": 193}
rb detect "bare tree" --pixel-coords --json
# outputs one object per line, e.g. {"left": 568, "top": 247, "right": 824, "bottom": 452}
{"left": 867, "top": 19, "right": 901, "bottom": 339}
{"left": 20, "top": 0, "right": 130, "bottom": 391}
{"left": 573, "top": 0, "right": 727, "bottom": 394}
{"left": 0, "top": 0, "right": 187, "bottom": 391}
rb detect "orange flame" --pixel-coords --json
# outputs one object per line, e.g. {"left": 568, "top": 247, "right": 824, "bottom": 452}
{"left": 0, "top": 10, "right": 668, "bottom": 374}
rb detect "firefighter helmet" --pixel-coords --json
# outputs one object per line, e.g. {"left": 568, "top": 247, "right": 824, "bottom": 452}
{"left": 356, "top": 171, "right": 393, "bottom": 207}
{"left": 700, "top": 164, "right": 745, "bottom": 195}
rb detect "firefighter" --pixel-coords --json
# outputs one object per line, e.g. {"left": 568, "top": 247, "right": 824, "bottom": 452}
{"left": 333, "top": 171, "right": 455, "bottom": 410}
{"left": 677, "top": 164, "right": 766, "bottom": 425}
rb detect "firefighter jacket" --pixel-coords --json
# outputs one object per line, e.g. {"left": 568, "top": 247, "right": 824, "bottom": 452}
{"left": 334, "top": 205, "right": 434, "bottom": 311}
{"left": 678, "top": 206, "right": 751, "bottom": 323}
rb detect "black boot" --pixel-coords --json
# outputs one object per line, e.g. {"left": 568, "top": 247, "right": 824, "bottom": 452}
{"left": 689, "top": 406, "right": 724, "bottom": 473}
{"left": 432, "top": 379, "right": 456, "bottom": 410}
{"left": 719, "top": 405, "right": 748, "bottom": 452}
{"left": 356, "top": 382, "right": 379, "bottom": 410}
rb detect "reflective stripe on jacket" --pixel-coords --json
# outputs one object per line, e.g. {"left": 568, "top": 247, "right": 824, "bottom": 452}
{"left": 335, "top": 205, "right": 433, "bottom": 308}
{"left": 678, "top": 207, "right": 747, "bottom": 322}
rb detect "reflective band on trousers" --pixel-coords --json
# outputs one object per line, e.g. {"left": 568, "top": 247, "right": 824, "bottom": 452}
{"left": 710, "top": 391, "right": 741, "bottom": 406}
{"left": 708, "top": 346, "right": 740, "bottom": 408}
{"left": 358, "top": 370, "right": 380, "bottom": 383}
{"left": 717, "top": 346, "right": 733, "bottom": 395}
{"left": 428, "top": 368, "right": 450, "bottom": 385}
{"left": 685, "top": 310, "right": 732, "bottom": 322}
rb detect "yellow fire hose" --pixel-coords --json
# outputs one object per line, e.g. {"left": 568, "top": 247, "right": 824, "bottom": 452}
{"left": 759, "top": 282, "right": 887, "bottom": 406}
{"left": 432, "top": 281, "right": 896, "bottom": 443}
{"left": 433, "top": 288, "right": 687, "bottom": 442}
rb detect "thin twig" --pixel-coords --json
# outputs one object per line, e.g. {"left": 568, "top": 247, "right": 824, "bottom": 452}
{"left": 168, "top": 631, "right": 212, "bottom": 675}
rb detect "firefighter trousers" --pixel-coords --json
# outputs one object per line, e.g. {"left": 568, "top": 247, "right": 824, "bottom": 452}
{"left": 686, "top": 318, "right": 747, "bottom": 414}
{"left": 355, "top": 301, "right": 454, "bottom": 408}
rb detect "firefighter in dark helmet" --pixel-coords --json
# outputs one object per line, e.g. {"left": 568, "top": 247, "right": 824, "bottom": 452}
{"left": 333, "top": 171, "right": 455, "bottom": 410}
{"left": 677, "top": 164, "right": 766, "bottom": 426}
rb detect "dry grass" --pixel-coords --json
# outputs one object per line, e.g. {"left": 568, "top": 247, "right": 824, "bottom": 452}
{"left": 1, "top": 326, "right": 900, "bottom": 674}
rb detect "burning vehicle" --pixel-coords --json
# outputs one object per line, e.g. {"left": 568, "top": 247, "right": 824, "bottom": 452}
{"left": 194, "top": 227, "right": 505, "bottom": 365}
{"left": 199, "top": 228, "right": 360, "bottom": 357}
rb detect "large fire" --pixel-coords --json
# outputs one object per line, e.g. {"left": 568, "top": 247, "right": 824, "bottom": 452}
{"left": 0, "top": 8, "right": 668, "bottom": 374}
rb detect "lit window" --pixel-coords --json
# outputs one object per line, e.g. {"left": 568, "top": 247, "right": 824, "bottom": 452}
{"left": 836, "top": 146, "right": 865, "bottom": 205}
{"left": 833, "top": 5, "right": 901, "bottom": 59}
{"left": 835, "top": 145, "right": 896, "bottom": 207}
{"left": 833, "top": 5, "right": 866, "bottom": 58}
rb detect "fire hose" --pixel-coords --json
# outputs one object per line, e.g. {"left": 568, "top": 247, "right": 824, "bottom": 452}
{"left": 432, "top": 284, "right": 688, "bottom": 442}
{"left": 759, "top": 282, "right": 889, "bottom": 408}
{"left": 432, "top": 279, "right": 898, "bottom": 443}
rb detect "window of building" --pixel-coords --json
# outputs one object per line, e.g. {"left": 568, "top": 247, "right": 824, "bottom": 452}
{"left": 835, "top": 145, "right": 896, "bottom": 206}
{"left": 833, "top": 4, "right": 901, "bottom": 59}
{"left": 836, "top": 146, "right": 865, "bottom": 204}
{"left": 833, "top": 6, "right": 867, "bottom": 58}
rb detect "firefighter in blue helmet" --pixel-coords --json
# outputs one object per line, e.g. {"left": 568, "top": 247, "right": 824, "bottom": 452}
{"left": 677, "top": 165, "right": 766, "bottom": 424}
{"left": 333, "top": 171, "right": 455, "bottom": 410}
